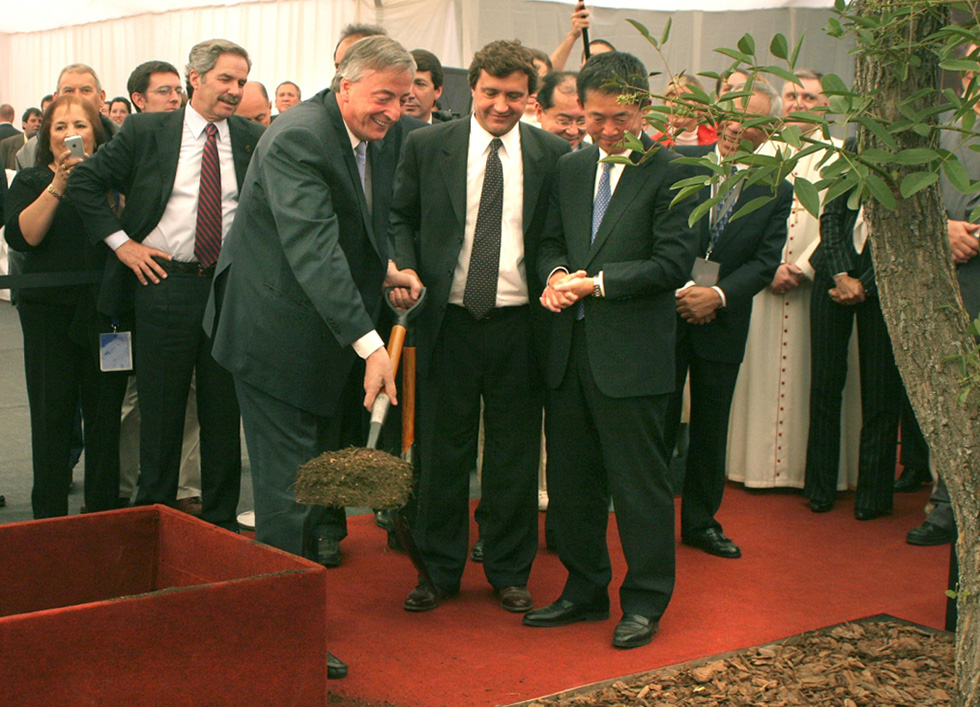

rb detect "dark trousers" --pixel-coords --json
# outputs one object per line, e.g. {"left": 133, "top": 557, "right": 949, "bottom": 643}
{"left": 414, "top": 305, "right": 540, "bottom": 593}
{"left": 546, "top": 321, "right": 674, "bottom": 618}
{"left": 804, "top": 277, "right": 901, "bottom": 512}
{"left": 133, "top": 273, "right": 240, "bottom": 529}
{"left": 236, "top": 371, "right": 363, "bottom": 559}
{"left": 664, "top": 322, "right": 741, "bottom": 538}
{"left": 19, "top": 300, "right": 127, "bottom": 518}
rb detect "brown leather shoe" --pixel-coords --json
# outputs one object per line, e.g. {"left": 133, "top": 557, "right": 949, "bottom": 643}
{"left": 497, "top": 586, "right": 533, "bottom": 613}
{"left": 175, "top": 496, "right": 203, "bottom": 516}
{"left": 403, "top": 583, "right": 448, "bottom": 612}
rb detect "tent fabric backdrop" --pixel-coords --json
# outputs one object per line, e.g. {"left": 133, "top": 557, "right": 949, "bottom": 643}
{"left": 0, "top": 0, "right": 464, "bottom": 118}
{"left": 0, "top": 0, "right": 848, "bottom": 119}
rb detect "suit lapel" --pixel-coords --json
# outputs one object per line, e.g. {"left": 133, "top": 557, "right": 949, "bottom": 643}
{"left": 568, "top": 147, "right": 599, "bottom": 266}
{"left": 325, "top": 92, "right": 381, "bottom": 260}
{"left": 439, "top": 121, "right": 470, "bottom": 232}
{"left": 156, "top": 109, "right": 183, "bottom": 207}
{"left": 227, "top": 116, "right": 258, "bottom": 191}
{"left": 520, "top": 124, "right": 545, "bottom": 231}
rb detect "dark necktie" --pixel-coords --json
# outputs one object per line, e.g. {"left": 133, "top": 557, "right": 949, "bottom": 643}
{"left": 194, "top": 123, "right": 222, "bottom": 267}
{"left": 463, "top": 137, "right": 503, "bottom": 320}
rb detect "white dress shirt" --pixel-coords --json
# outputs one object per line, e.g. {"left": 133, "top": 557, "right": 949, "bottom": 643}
{"left": 448, "top": 115, "right": 528, "bottom": 308}
{"left": 105, "top": 105, "right": 238, "bottom": 257}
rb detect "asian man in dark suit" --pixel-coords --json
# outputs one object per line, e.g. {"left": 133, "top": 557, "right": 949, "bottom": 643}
{"left": 68, "top": 39, "right": 265, "bottom": 532}
{"left": 522, "top": 52, "right": 698, "bottom": 649}
{"left": 666, "top": 81, "right": 792, "bottom": 559}
{"left": 388, "top": 40, "right": 569, "bottom": 615}
{"left": 524, "top": 52, "right": 696, "bottom": 648}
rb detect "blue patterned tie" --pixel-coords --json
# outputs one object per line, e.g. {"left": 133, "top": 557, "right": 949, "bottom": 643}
{"left": 355, "top": 141, "right": 367, "bottom": 190}
{"left": 577, "top": 162, "right": 613, "bottom": 320}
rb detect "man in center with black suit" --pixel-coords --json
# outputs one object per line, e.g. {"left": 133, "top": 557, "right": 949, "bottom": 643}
{"left": 665, "top": 81, "right": 792, "bottom": 559}
{"left": 68, "top": 39, "right": 265, "bottom": 531}
{"left": 522, "top": 51, "right": 697, "bottom": 649}
{"left": 388, "top": 39, "right": 569, "bottom": 614}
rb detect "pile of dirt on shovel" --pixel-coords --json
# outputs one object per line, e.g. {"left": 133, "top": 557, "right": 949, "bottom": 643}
{"left": 295, "top": 447, "right": 413, "bottom": 509}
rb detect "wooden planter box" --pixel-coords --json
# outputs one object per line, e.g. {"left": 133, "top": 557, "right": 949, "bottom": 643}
{"left": 0, "top": 505, "right": 328, "bottom": 706}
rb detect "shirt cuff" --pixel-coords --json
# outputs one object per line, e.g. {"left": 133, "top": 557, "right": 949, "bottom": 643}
{"left": 547, "top": 266, "right": 569, "bottom": 284}
{"left": 675, "top": 279, "right": 695, "bottom": 295}
{"left": 103, "top": 231, "right": 130, "bottom": 251}
{"left": 595, "top": 271, "right": 605, "bottom": 297}
{"left": 711, "top": 285, "right": 727, "bottom": 308}
{"left": 352, "top": 330, "right": 384, "bottom": 360}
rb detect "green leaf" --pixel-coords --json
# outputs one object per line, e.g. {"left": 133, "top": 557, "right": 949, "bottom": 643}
{"left": 820, "top": 73, "right": 849, "bottom": 95}
{"left": 900, "top": 171, "right": 939, "bottom": 198}
{"left": 790, "top": 33, "right": 805, "bottom": 68}
{"left": 864, "top": 173, "right": 897, "bottom": 210}
{"left": 911, "top": 123, "right": 932, "bottom": 138}
{"left": 670, "top": 184, "right": 704, "bottom": 208}
{"left": 794, "top": 177, "right": 820, "bottom": 218}
{"left": 730, "top": 194, "right": 774, "bottom": 222}
{"left": 943, "top": 159, "right": 971, "bottom": 193}
{"left": 689, "top": 196, "right": 720, "bottom": 228}
{"left": 890, "top": 148, "right": 939, "bottom": 165}
{"left": 660, "top": 17, "right": 672, "bottom": 46}
{"left": 626, "top": 19, "right": 656, "bottom": 47}
{"left": 715, "top": 47, "right": 753, "bottom": 65}
{"left": 623, "top": 131, "right": 646, "bottom": 153}
{"left": 846, "top": 186, "right": 863, "bottom": 211}
{"left": 737, "top": 34, "right": 756, "bottom": 56}
{"left": 946, "top": 589, "right": 959, "bottom": 600}
{"left": 968, "top": 204, "right": 980, "bottom": 223}
{"left": 781, "top": 124, "right": 803, "bottom": 149}
{"left": 759, "top": 64, "right": 802, "bottom": 87}
{"left": 601, "top": 155, "right": 634, "bottom": 165}
{"left": 770, "top": 33, "right": 789, "bottom": 60}
{"left": 860, "top": 148, "right": 894, "bottom": 164}
{"left": 940, "top": 59, "right": 980, "bottom": 72}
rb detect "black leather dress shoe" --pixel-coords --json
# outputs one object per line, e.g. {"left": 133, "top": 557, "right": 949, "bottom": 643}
{"left": 855, "top": 507, "right": 890, "bottom": 521}
{"left": 894, "top": 466, "right": 931, "bottom": 493}
{"left": 403, "top": 582, "right": 452, "bottom": 612}
{"left": 808, "top": 499, "right": 833, "bottom": 513}
{"left": 470, "top": 539, "right": 484, "bottom": 563}
{"left": 906, "top": 521, "right": 955, "bottom": 546}
{"left": 316, "top": 536, "right": 341, "bottom": 568}
{"left": 522, "top": 598, "right": 608, "bottom": 627}
{"left": 612, "top": 614, "right": 659, "bottom": 649}
{"left": 682, "top": 528, "right": 741, "bottom": 559}
{"left": 327, "top": 652, "right": 348, "bottom": 680}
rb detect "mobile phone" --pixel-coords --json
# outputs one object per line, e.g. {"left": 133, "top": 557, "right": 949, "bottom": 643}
{"left": 65, "top": 135, "right": 85, "bottom": 160}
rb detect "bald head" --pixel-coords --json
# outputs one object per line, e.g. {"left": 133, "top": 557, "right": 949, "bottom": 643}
{"left": 236, "top": 81, "right": 271, "bottom": 126}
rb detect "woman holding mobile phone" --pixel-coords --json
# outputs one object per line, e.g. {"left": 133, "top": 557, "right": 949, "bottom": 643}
{"left": 4, "top": 94, "right": 127, "bottom": 519}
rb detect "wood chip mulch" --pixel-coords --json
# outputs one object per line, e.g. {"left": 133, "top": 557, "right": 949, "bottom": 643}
{"left": 523, "top": 618, "right": 954, "bottom": 707}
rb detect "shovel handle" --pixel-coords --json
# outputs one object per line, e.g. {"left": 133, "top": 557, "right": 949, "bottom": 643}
{"left": 387, "top": 324, "right": 406, "bottom": 375}
{"left": 401, "top": 346, "right": 416, "bottom": 455}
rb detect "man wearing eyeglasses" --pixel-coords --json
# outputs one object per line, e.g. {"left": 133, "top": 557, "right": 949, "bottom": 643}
{"left": 535, "top": 71, "right": 586, "bottom": 150}
{"left": 128, "top": 61, "right": 185, "bottom": 113}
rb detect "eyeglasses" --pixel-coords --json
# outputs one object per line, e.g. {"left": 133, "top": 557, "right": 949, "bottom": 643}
{"left": 147, "top": 86, "right": 185, "bottom": 97}
{"left": 551, "top": 114, "right": 586, "bottom": 128}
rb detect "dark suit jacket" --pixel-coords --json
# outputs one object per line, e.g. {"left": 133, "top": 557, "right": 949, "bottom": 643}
{"left": 538, "top": 139, "right": 698, "bottom": 398}
{"left": 210, "top": 90, "right": 420, "bottom": 417}
{"left": 1, "top": 133, "right": 26, "bottom": 170}
{"left": 676, "top": 143, "right": 792, "bottom": 364}
{"left": 388, "top": 118, "right": 570, "bottom": 377}
{"left": 67, "top": 108, "right": 264, "bottom": 314}
{"left": 0, "top": 124, "right": 19, "bottom": 141}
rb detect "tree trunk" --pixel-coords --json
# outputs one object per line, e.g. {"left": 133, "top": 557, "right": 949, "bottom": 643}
{"left": 853, "top": 2, "right": 980, "bottom": 705}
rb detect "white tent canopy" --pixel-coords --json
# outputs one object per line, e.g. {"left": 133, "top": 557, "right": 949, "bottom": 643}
{"left": 0, "top": 0, "right": 846, "bottom": 124}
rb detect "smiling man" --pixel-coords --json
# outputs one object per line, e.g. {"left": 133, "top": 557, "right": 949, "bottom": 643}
{"left": 68, "top": 39, "right": 264, "bottom": 542}
{"left": 523, "top": 51, "right": 697, "bottom": 649}
{"left": 388, "top": 39, "right": 569, "bottom": 616}
{"left": 207, "top": 39, "right": 420, "bottom": 678}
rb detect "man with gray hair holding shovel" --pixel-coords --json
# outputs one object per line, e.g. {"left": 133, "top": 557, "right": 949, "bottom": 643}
{"left": 208, "top": 36, "right": 423, "bottom": 679}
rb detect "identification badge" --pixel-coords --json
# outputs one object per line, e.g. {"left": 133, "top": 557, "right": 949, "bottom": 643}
{"left": 100, "top": 330, "right": 133, "bottom": 372}
{"left": 691, "top": 257, "right": 720, "bottom": 287}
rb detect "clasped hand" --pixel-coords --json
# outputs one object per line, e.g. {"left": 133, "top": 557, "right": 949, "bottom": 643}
{"left": 540, "top": 270, "right": 591, "bottom": 312}
{"left": 676, "top": 285, "right": 721, "bottom": 324}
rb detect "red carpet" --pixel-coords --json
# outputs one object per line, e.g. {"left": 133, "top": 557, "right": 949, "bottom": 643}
{"left": 323, "top": 486, "right": 948, "bottom": 707}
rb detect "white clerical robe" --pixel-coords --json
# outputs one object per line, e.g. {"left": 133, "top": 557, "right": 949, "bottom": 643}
{"left": 726, "top": 138, "right": 862, "bottom": 489}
